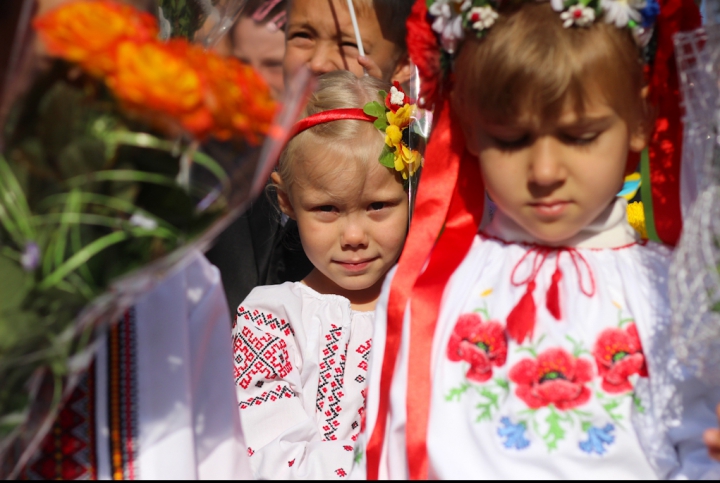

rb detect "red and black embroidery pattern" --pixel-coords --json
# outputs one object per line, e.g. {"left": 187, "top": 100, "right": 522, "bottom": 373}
{"left": 239, "top": 384, "right": 296, "bottom": 409}
{"left": 316, "top": 325, "right": 347, "bottom": 440}
{"left": 237, "top": 306, "right": 294, "bottom": 337}
{"left": 354, "top": 339, "right": 372, "bottom": 384}
{"left": 234, "top": 324, "right": 293, "bottom": 390}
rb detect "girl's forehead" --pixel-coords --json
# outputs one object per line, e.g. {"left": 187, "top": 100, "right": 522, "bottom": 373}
{"left": 292, "top": 157, "right": 401, "bottom": 201}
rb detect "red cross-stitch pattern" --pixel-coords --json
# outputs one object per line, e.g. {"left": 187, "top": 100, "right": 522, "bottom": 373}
{"left": 316, "top": 325, "right": 348, "bottom": 440}
{"left": 239, "top": 384, "right": 295, "bottom": 409}
{"left": 336, "top": 468, "right": 347, "bottom": 477}
{"left": 236, "top": 306, "right": 294, "bottom": 336}
{"left": 234, "top": 325, "right": 292, "bottom": 390}
{"left": 354, "top": 339, "right": 372, "bottom": 384}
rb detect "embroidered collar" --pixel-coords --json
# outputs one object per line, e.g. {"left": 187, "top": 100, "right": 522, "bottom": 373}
{"left": 485, "top": 197, "right": 639, "bottom": 249}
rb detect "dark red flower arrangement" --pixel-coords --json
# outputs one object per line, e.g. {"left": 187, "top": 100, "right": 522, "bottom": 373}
{"left": 447, "top": 313, "right": 508, "bottom": 383}
{"left": 593, "top": 323, "right": 648, "bottom": 394}
{"left": 508, "top": 348, "right": 593, "bottom": 410}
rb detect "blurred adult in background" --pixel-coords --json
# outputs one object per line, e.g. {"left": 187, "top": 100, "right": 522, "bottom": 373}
{"left": 206, "top": 0, "right": 314, "bottom": 314}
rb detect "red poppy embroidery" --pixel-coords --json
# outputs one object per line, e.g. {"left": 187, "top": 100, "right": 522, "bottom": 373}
{"left": 593, "top": 323, "right": 648, "bottom": 394}
{"left": 447, "top": 313, "right": 508, "bottom": 383}
{"left": 509, "top": 348, "right": 593, "bottom": 410}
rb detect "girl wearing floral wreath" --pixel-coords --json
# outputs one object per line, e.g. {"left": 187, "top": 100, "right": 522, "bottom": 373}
{"left": 353, "top": 0, "right": 720, "bottom": 479}
{"left": 231, "top": 70, "right": 421, "bottom": 479}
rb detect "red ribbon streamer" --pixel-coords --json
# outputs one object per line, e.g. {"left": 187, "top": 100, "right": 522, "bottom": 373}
{"left": 365, "top": 96, "right": 472, "bottom": 479}
{"left": 647, "top": 0, "right": 700, "bottom": 246}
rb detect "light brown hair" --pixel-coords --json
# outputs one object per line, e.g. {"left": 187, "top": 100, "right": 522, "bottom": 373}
{"left": 276, "top": 70, "right": 390, "bottom": 194}
{"left": 453, "top": 2, "right": 651, "bottom": 132}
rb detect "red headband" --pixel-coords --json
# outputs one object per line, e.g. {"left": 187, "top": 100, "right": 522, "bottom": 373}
{"left": 290, "top": 108, "right": 377, "bottom": 138}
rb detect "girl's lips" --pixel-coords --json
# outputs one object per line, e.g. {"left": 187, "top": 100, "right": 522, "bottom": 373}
{"left": 528, "top": 200, "right": 570, "bottom": 218}
{"left": 334, "top": 258, "right": 377, "bottom": 272}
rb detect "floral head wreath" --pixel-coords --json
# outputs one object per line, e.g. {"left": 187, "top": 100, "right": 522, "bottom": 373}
{"left": 365, "top": 0, "right": 702, "bottom": 479}
{"left": 291, "top": 82, "right": 424, "bottom": 182}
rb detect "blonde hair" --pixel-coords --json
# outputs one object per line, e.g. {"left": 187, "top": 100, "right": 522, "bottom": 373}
{"left": 276, "top": 70, "right": 390, "bottom": 194}
{"left": 453, "top": 2, "right": 650, "bottom": 132}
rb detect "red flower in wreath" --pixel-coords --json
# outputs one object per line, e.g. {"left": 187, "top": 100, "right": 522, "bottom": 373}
{"left": 593, "top": 323, "right": 648, "bottom": 394}
{"left": 509, "top": 348, "right": 593, "bottom": 410}
{"left": 447, "top": 313, "right": 507, "bottom": 383}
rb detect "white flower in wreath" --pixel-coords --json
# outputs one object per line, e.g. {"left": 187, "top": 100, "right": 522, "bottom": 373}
{"left": 429, "top": 0, "right": 472, "bottom": 54}
{"left": 600, "top": 0, "right": 643, "bottom": 28}
{"left": 550, "top": 0, "right": 566, "bottom": 12}
{"left": 389, "top": 85, "right": 405, "bottom": 106}
{"left": 560, "top": 4, "right": 596, "bottom": 27}
{"left": 468, "top": 6, "right": 499, "bottom": 32}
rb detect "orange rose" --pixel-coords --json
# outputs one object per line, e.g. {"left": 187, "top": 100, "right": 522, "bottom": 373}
{"left": 107, "top": 39, "right": 213, "bottom": 137}
{"left": 34, "top": 0, "right": 158, "bottom": 76}
{"left": 191, "top": 52, "right": 277, "bottom": 143}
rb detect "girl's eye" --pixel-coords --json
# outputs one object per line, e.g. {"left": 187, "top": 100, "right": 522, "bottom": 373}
{"left": 491, "top": 135, "right": 531, "bottom": 150}
{"left": 288, "top": 30, "right": 313, "bottom": 44}
{"left": 561, "top": 132, "right": 600, "bottom": 146}
{"left": 369, "top": 202, "right": 386, "bottom": 211}
{"left": 316, "top": 205, "right": 337, "bottom": 213}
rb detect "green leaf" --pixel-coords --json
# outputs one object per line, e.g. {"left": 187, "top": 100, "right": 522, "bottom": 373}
{"left": 581, "top": 421, "right": 592, "bottom": 432}
{"left": 363, "top": 101, "right": 386, "bottom": 119}
{"left": 494, "top": 378, "right": 509, "bottom": 391}
{"left": 543, "top": 406, "right": 566, "bottom": 451}
{"left": 632, "top": 393, "right": 645, "bottom": 414}
{"left": 373, "top": 118, "right": 389, "bottom": 131}
{"left": 379, "top": 90, "right": 387, "bottom": 99}
{"left": 379, "top": 148, "right": 396, "bottom": 169}
{"left": 445, "top": 382, "right": 471, "bottom": 402}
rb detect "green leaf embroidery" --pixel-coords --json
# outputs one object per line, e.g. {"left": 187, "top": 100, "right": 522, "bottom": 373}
{"left": 363, "top": 101, "right": 386, "bottom": 119}
{"left": 632, "top": 393, "right": 645, "bottom": 414}
{"left": 564, "top": 335, "right": 591, "bottom": 358}
{"left": 494, "top": 378, "right": 509, "bottom": 391}
{"left": 543, "top": 406, "right": 566, "bottom": 451}
{"left": 475, "top": 387, "right": 500, "bottom": 422}
{"left": 445, "top": 382, "right": 471, "bottom": 402}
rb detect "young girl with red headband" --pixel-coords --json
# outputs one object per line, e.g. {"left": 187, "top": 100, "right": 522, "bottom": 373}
{"left": 355, "top": 0, "right": 720, "bottom": 479}
{"left": 231, "top": 70, "right": 421, "bottom": 479}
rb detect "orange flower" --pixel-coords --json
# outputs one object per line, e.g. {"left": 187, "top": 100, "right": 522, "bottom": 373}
{"left": 187, "top": 50, "right": 277, "bottom": 143}
{"left": 34, "top": 0, "right": 158, "bottom": 76}
{"left": 107, "top": 39, "right": 213, "bottom": 137}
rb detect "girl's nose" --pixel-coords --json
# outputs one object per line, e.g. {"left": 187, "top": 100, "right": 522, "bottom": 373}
{"left": 308, "top": 43, "right": 337, "bottom": 76}
{"left": 341, "top": 219, "right": 369, "bottom": 248}
{"left": 528, "top": 137, "right": 567, "bottom": 187}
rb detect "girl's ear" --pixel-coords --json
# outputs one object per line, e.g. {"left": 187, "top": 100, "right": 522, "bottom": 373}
{"left": 391, "top": 53, "right": 413, "bottom": 85}
{"left": 270, "top": 172, "right": 296, "bottom": 219}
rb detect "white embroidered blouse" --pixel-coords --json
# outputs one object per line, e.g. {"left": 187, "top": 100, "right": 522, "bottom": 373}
{"left": 356, "top": 198, "right": 720, "bottom": 479}
{"left": 232, "top": 281, "right": 373, "bottom": 479}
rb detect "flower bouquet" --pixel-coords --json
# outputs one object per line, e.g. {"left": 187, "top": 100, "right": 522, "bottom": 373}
{"left": 0, "top": 0, "right": 309, "bottom": 475}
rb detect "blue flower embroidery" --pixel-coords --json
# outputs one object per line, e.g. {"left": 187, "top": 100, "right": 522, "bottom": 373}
{"left": 497, "top": 417, "right": 530, "bottom": 450}
{"left": 579, "top": 424, "right": 615, "bottom": 455}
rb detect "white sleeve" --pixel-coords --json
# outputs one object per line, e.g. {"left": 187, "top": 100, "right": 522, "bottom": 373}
{"left": 664, "top": 376, "right": 720, "bottom": 479}
{"left": 232, "top": 290, "right": 358, "bottom": 479}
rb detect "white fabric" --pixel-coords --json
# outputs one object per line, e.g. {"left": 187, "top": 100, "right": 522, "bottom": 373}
{"left": 357, "top": 198, "right": 720, "bottom": 479}
{"left": 233, "top": 281, "right": 374, "bottom": 479}
{"left": 94, "top": 251, "right": 251, "bottom": 479}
